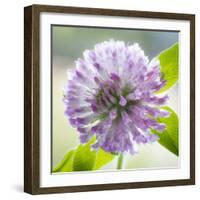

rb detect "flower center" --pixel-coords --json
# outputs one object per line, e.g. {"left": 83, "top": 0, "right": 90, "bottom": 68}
{"left": 93, "top": 82, "right": 138, "bottom": 119}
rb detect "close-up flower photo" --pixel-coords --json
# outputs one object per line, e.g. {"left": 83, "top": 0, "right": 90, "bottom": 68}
{"left": 52, "top": 26, "right": 179, "bottom": 173}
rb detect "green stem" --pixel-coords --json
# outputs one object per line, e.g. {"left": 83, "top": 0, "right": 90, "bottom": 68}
{"left": 117, "top": 153, "right": 124, "bottom": 169}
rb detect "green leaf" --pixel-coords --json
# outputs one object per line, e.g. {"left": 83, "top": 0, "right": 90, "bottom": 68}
{"left": 157, "top": 43, "right": 179, "bottom": 93}
{"left": 152, "top": 106, "right": 179, "bottom": 156}
{"left": 53, "top": 138, "right": 116, "bottom": 172}
{"left": 73, "top": 139, "right": 97, "bottom": 171}
{"left": 93, "top": 148, "right": 115, "bottom": 170}
{"left": 52, "top": 150, "right": 75, "bottom": 172}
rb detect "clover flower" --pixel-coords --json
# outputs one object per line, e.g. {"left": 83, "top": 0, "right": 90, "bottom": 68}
{"left": 64, "top": 40, "right": 170, "bottom": 154}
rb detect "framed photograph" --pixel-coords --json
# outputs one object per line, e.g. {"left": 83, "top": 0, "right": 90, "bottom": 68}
{"left": 24, "top": 4, "right": 195, "bottom": 194}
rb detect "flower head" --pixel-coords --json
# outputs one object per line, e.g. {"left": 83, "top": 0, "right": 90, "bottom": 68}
{"left": 64, "top": 40, "right": 170, "bottom": 154}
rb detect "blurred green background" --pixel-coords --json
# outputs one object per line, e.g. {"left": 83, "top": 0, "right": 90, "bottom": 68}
{"left": 52, "top": 26, "right": 179, "bottom": 171}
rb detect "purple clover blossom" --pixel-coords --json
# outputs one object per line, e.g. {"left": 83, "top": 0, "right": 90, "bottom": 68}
{"left": 64, "top": 40, "right": 170, "bottom": 154}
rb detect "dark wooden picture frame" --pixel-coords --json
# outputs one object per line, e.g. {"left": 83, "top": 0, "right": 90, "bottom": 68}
{"left": 24, "top": 4, "right": 195, "bottom": 195}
